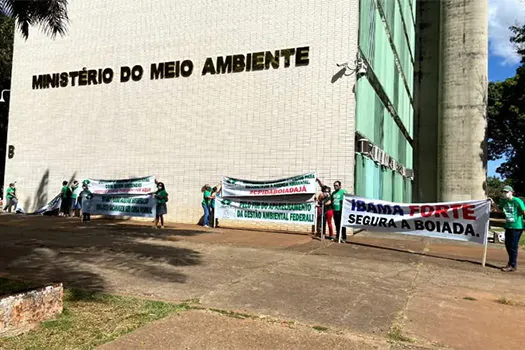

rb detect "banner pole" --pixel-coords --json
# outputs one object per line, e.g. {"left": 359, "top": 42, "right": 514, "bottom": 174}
{"left": 338, "top": 202, "right": 343, "bottom": 244}
{"left": 482, "top": 200, "right": 491, "bottom": 267}
{"left": 482, "top": 239, "right": 488, "bottom": 267}
{"left": 320, "top": 201, "right": 325, "bottom": 242}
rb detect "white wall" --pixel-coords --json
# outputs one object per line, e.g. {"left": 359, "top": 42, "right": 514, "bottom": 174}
{"left": 6, "top": 0, "right": 359, "bottom": 224}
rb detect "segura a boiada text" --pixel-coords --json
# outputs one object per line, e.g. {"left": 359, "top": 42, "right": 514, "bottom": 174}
{"left": 31, "top": 46, "right": 310, "bottom": 90}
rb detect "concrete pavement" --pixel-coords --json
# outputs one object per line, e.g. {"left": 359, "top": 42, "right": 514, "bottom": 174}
{"left": 0, "top": 215, "right": 524, "bottom": 349}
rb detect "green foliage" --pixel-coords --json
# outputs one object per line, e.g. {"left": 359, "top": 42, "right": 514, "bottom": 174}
{"left": 486, "top": 176, "right": 511, "bottom": 205}
{"left": 0, "top": 0, "right": 69, "bottom": 39}
{"left": 487, "top": 24, "right": 525, "bottom": 193}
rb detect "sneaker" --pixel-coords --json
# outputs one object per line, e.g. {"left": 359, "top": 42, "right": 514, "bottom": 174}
{"left": 502, "top": 266, "right": 516, "bottom": 272}
{"left": 203, "top": 225, "right": 210, "bottom": 228}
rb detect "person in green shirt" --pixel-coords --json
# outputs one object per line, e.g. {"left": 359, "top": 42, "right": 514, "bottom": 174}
{"left": 59, "top": 181, "right": 72, "bottom": 217}
{"left": 3, "top": 183, "right": 18, "bottom": 213}
{"left": 496, "top": 185, "right": 525, "bottom": 272}
{"left": 317, "top": 179, "right": 348, "bottom": 242}
{"left": 78, "top": 182, "right": 92, "bottom": 222}
{"left": 154, "top": 182, "right": 168, "bottom": 229}
{"left": 201, "top": 184, "right": 212, "bottom": 227}
{"left": 71, "top": 180, "right": 82, "bottom": 217}
{"left": 210, "top": 186, "right": 220, "bottom": 228}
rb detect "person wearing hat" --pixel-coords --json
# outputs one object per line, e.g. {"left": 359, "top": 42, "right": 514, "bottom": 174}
{"left": 496, "top": 185, "right": 525, "bottom": 272}
{"left": 3, "top": 183, "right": 18, "bottom": 213}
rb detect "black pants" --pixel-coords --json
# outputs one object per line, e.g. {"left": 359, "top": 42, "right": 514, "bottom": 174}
{"left": 333, "top": 210, "right": 347, "bottom": 241}
{"left": 505, "top": 228, "right": 523, "bottom": 268}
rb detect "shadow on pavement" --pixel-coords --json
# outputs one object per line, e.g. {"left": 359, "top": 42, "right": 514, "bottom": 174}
{"left": 346, "top": 240, "right": 502, "bottom": 270}
{"left": 0, "top": 216, "right": 202, "bottom": 296}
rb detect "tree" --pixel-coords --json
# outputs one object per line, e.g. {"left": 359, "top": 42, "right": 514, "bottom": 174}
{"left": 0, "top": 0, "right": 68, "bottom": 39}
{"left": 486, "top": 176, "right": 512, "bottom": 207}
{"left": 487, "top": 24, "right": 525, "bottom": 194}
{"left": 0, "top": 13, "right": 13, "bottom": 196}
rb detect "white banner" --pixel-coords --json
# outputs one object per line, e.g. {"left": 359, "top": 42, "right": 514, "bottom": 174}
{"left": 221, "top": 172, "right": 316, "bottom": 198}
{"left": 85, "top": 176, "right": 156, "bottom": 195}
{"left": 31, "top": 195, "right": 61, "bottom": 215}
{"left": 215, "top": 196, "right": 316, "bottom": 225}
{"left": 82, "top": 194, "right": 156, "bottom": 218}
{"left": 341, "top": 196, "right": 490, "bottom": 244}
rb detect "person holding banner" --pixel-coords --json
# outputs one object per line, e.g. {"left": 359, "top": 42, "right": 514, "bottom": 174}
{"left": 3, "top": 183, "right": 18, "bottom": 213}
{"left": 71, "top": 180, "right": 82, "bottom": 217}
{"left": 154, "top": 182, "right": 168, "bottom": 229}
{"left": 322, "top": 186, "right": 335, "bottom": 239}
{"left": 201, "top": 184, "right": 212, "bottom": 227}
{"left": 59, "top": 181, "right": 72, "bottom": 217}
{"left": 210, "top": 186, "right": 220, "bottom": 227}
{"left": 78, "top": 183, "right": 92, "bottom": 222}
{"left": 495, "top": 185, "right": 525, "bottom": 272}
{"left": 317, "top": 179, "right": 348, "bottom": 242}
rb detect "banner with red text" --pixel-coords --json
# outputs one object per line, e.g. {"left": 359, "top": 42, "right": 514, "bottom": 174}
{"left": 221, "top": 173, "right": 316, "bottom": 199}
{"left": 86, "top": 176, "right": 156, "bottom": 195}
{"left": 341, "top": 196, "right": 490, "bottom": 244}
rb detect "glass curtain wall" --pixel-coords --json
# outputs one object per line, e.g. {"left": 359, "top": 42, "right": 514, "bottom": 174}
{"left": 355, "top": 0, "right": 416, "bottom": 202}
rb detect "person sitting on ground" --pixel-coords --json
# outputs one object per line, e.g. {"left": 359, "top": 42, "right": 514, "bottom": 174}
{"left": 59, "top": 181, "right": 72, "bottom": 217}
{"left": 154, "top": 182, "right": 168, "bottom": 229}
{"left": 78, "top": 183, "right": 92, "bottom": 222}
{"left": 201, "top": 184, "right": 212, "bottom": 227}
{"left": 317, "top": 178, "right": 348, "bottom": 242}
{"left": 71, "top": 180, "right": 82, "bottom": 217}
{"left": 492, "top": 185, "right": 525, "bottom": 272}
{"left": 3, "top": 183, "right": 18, "bottom": 213}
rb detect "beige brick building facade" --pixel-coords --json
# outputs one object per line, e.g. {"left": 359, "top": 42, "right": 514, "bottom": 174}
{"left": 5, "top": 0, "right": 359, "bottom": 224}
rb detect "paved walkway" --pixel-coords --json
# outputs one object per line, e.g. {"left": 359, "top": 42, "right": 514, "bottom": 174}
{"left": 0, "top": 215, "right": 524, "bottom": 349}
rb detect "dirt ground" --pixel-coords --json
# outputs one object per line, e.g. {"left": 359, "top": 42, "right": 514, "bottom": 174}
{"left": 1, "top": 214, "right": 524, "bottom": 350}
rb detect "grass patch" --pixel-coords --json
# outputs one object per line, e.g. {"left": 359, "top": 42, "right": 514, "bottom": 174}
{"left": 497, "top": 297, "right": 513, "bottom": 305}
{"left": 312, "top": 325, "right": 329, "bottom": 332}
{"left": 0, "top": 289, "right": 191, "bottom": 350}
{"left": 463, "top": 296, "right": 477, "bottom": 301}
{"left": 388, "top": 326, "right": 414, "bottom": 343}
{"left": 208, "top": 308, "right": 256, "bottom": 320}
{"left": 520, "top": 235, "right": 525, "bottom": 247}
{"left": 496, "top": 297, "right": 525, "bottom": 307}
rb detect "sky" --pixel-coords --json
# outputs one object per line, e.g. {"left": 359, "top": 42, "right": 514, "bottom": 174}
{"left": 487, "top": 0, "right": 525, "bottom": 177}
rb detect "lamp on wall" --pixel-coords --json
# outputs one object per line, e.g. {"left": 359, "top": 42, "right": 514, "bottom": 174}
{"left": 0, "top": 89, "right": 10, "bottom": 103}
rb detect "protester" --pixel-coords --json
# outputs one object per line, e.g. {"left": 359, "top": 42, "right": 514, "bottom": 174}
{"left": 315, "top": 189, "right": 324, "bottom": 235}
{"left": 3, "top": 183, "right": 18, "bottom": 213}
{"left": 317, "top": 179, "right": 347, "bottom": 242}
{"left": 201, "top": 184, "right": 212, "bottom": 227}
{"left": 154, "top": 182, "right": 168, "bottom": 229}
{"left": 59, "top": 181, "right": 72, "bottom": 217}
{"left": 322, "top": 186, "right": 335, "bottom": 239}
{"left": 493, "top": 185, "right": 525, "bottom": 272}
{"left": 210, "top": 186, "right": 219, "bottom": 227}
{"left": 71, "top": 180, "right": 82, "bottom": 217}
{"left": 78, "top": 182, "right": 92, "bottom": 222}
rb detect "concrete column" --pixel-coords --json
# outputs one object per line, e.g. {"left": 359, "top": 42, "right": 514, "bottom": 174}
{"left": 438, "top": 0, "right": 488, "bottom": 201}
{"left": 413, "top": 0, "right": 441, "bottom": 202}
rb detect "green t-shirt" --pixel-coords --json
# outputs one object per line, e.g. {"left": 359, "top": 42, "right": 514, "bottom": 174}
{"left": 6, "top": 187, "right": 15, "bottom": 199}
{"left": 323, "top": 195, "right": 333, "bottom": 212}
{"left": 500, "top": 197, "right": 525, "bottom": 229}
{"left": 156, "top": 189, "right": 168, "bottom": 204}
{"left": 71, "top": 184, "right": 81, "bottom": 199}
{"left": 331, "top": 189, "right": 346, "bottom": 211}
{"left": 202, "top": 190, "right": 211, "bottom": 206}
{"left": 61, "top": 186, "right": 69, "bottom": 199}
